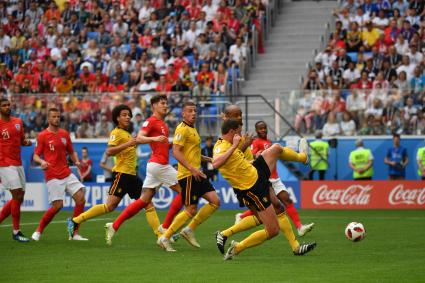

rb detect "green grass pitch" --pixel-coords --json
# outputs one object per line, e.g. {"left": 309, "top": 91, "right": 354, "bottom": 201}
{"left": 1, "top": 209, "right": 424, "bottom": 283}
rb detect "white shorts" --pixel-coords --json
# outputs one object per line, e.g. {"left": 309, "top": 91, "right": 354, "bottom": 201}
{"left": 143, "top": 162, "right": 178, "bottom": 189}
{"left": 46, "top": 173, "right": 85, "bottom": 203}
{"left": 270, "top": 178, "right": 288, "bottom": 196}
{"left": 0, "top": 166, "right": 26, "bottom": 191}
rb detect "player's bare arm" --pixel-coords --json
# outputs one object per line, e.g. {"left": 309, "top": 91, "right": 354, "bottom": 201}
{"left": 137, "top": 130, "right": 168, "bottom": 144}
{"left": 212, "top": 134, "right": 241, "bottom": 169}
{"left": 173, "top": 144, "right": 206, "bottom": 181}
{"left": 33, "top": 153, "right": 49, "bottom": 170}
{"left": 70, "top": 152, "right": 81, "bottom": 167}
{"left": 239, "top": 132, "right": 254, "bottom": 152}
{"left": 106, "top": 138, "right": 138, "bottom": 156}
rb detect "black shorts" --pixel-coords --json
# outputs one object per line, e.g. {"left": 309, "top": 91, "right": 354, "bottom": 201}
{"left": 179, "top": 175, "right": 215, "bottom": 206}
{"left": 233, "top": 156, "right": 271, "bottom": 211}
{"left": 108, "top": 172, "right": 143, "bottom": 199}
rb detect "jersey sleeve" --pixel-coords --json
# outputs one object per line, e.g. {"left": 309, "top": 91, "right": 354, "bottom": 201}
{"left": 108, "top": 130, "right": 122, "bottom": 146}
{"left": 140, "top": 119, "right": 152, "bottom": 135}
{"left": 173, "top": 126, "right": 187, "bottom": 146}
{"left": 251, "top": 140, "right": 260, "bottom": 155}
{"left": 34, "top": 132, "right": 44, "bottom": 156}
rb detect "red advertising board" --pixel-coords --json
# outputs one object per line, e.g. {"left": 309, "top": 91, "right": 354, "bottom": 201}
{"left": 301, "top": 181, "right": 425, "bottom": 209}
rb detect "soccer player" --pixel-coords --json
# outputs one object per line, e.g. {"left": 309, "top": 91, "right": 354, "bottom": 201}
{"left": 67, "top": 104, "right": 151, "bottom": 237}
{"left": 213, "top": 119, "right": 316, "bottom": 260}
{"left": 104, "top": 95, "right": 181, "bottom": 245}
{"left": 31, "top": 108, "right": 88, "bottom": 241}
{"left": 157, "top": 104, "right": 254, "bottom": 234}
{"left": 235, "top": 121, "right": 315, "bottom": 237}
{"left": 157, "top": 101, "right": 219, "bottom": 252}
{"left": 0, "top": 98, "right": 32, "bottom": 242}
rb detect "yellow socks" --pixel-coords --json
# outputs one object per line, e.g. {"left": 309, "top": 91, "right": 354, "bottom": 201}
{"left": 72, "top": 204, "right": 109, "bottom": 224}
{"left": 145, "top": 206, "right": 161, "bottom": 238}
{"left": 236, "top": 229, "right": 270, "bottom": 254}
{"left": 188, "top": 203, "right": 218, "bottom": 231}
{"left": 277, "top": 212, "right": 300, "bottom": 252}
{"left": 222, "top": 215, "right": 260, "bottom": 238}
{"left": 280, "top": 146, "right": 307, "bottom": 163}
{"left": 164, "top": 210, "right": 192, "bottom": 239}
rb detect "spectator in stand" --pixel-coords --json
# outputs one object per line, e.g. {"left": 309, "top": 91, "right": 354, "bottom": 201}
{"left": 100, "top": 151, "right": 115, "bottom": 183}
{"left": 362, "top": 21, "right": 380, "bottom": 50}
{"left": 384, "top": 134, "right": 409, "bottom": 180}
{"left": 295, "top": 92, "right": 315, "bottom": 133}
{"left": 343, "top": 61, "right": 361, "bottom": 87}
{"left": 340, "top": 111, "right": 356, "bottom": 136}
{"left": 323, "top": 112, "right": 341, "bottom": 136}
{"left": 78, "top": 147, "right": 93, "bottom": 182}
{"left": 201, "top": 136, "right": 218, "bottom": 181}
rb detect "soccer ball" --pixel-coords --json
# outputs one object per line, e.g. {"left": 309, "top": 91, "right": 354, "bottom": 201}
{"left": 345, "top": 222, "right": 366, "bottom": 242}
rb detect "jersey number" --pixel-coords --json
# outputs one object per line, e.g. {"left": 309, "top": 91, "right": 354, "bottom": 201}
{"left": 49, "top": 143, "right": 55, "bottom": 151}
{"left": 1, "top": 130, "right": 10, "bottom": 140}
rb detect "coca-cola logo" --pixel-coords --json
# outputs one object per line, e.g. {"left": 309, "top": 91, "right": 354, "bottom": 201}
{"left": 388, "top": 185, "right": 425, "bottom": 205}
{"left": 312, "top": 185, "right": 372, "bottom": 205}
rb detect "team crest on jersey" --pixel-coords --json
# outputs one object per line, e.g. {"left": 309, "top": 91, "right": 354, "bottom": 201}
{"left": 214, "top": 147, "right": 220, "bottom": 154}
{"left": 175, "top": 133, "right": 182, "bottom": 141}
{"left": 61, "top": 138, "right": 67, "bottom": 145}
{"left": 110, "top": 135, "right": 116, "bottom": 142}
{"left": 15, "top": 124, "right": 20, "bottom": 131}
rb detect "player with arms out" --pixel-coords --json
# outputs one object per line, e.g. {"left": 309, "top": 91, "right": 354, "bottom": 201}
{"left": 157, "top": 101, "right": 220, "bottom": 251}
{"left": 213, "top": 119, "right": 316, "bottom": 260}
{"left": 67, "top": 104, "right": 149, "bottom": 237}
{"left": 0, "top": 98, "right": 32, "bottom": 242}
{"left": 236, "top": 121, "right": 314, "bottom": 237}
{"left": 31, "top": 108, "right": 88, "bottom": 241}
{"left": 104, "top": 94, "right": 182, "bottom": 245}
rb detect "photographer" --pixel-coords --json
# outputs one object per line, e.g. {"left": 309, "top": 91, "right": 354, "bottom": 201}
{"left": 384, "top": 134, "right": 409, "bottom": 180}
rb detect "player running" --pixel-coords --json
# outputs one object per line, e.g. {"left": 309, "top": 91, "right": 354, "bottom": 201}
{"left": 235, "top": 121, "right": 314, "bottom": 237}
{"left": 0, "top": 98, "right": 32, "bottom": 242}
{"left": 104, "top": 94, "right": 182, "bottom": 245}
{"left": 213, "top": 119, "right": 316, "bottom": 260}
{"left": 67, "top": 104, "right": 153, "bottom": 237}
{"left": 157, "top": 101, "right": 220, "bottom": 252}
{"left": 31, "top": 108, "right": 88, "bottom": 241}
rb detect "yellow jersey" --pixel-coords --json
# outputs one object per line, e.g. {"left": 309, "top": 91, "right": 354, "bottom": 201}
{"left": 108, "top": 127, "right": 137, "bottom": 175}
{"left": 213, "top": 139, "right": 258, "bottom": 190}
{"left": 173, "top": 121, "right": 202, "bottom": 180}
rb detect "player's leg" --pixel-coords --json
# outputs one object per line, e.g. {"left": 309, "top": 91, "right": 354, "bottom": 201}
{"left": 234, "top": 209, "right": 254, "bottom": 224}
{"left": 10, "top": 188, "right": 29, "bottom": 242}
{"left": 32, "top": 197, "right": 63, "bottom": 241}
{"left": 224, "top": 204, "right": 279, "bottom": 260}
{"left": 160, "top": 182, "right": 183, "bottom": 231}
{"left": 181, "top": 185, "right": 220, "bottom": 248}
{"left": 279, "top": 138, "right": 309, "bottom": 164}
{"left": 1, "top": 166, "right": 29, "bottom": 242}
{"left": 68, "top": 172, "right": 125, "bottom": 238}
{"left": 145, "top": 202, "right": 161, "bottom": 239}
{"left": 69, "top": 185, "right": 88, "bottom": 240}
{"left": 158, "top": 177, "right": 195, "bottom": 252}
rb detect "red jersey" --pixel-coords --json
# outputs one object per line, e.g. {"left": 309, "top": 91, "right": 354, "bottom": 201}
{"left": 0, "top": 117, "right": 24, "bottom": 167}
{"left": 34, "top": 128, "right": 74, "bottom": 182}
{"left": 251, "top": 137, "right": 278, "bottom": 179}
{"left": 141, "top": 116, "right": 169, "bottom": 165}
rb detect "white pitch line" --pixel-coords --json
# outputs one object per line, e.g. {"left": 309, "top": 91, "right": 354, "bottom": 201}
{"left": 0, "top": 217, "right": 115, "bottom": 228}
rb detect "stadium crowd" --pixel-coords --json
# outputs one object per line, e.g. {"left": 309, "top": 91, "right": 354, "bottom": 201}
{"left": 0, "top": 0, "right": 266, "bottom": 138}
{"left": 299, "top": 0, "right": 425, "bottom": 136}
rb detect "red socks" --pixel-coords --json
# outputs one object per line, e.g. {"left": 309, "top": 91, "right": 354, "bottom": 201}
{"left": 162, "top": 193, "right": 183, "bottom": 229}
{"left": 72, "top": 203, "right": 85, "bottom": 234}
{"left": 240, "top": 210, "right": 254, "bottom": 219}
{"left": 37, "top": 207, "right": 59, "bottom": 233}
{"left": 10, "top": 199, "right": 21, "bottom": 232}
{"left": 112, "top": 199, "right": 147, "bottom": 231}
{"left": 286, "top": 203, "right": 302, "bottom": 229}
{"left": 0, "top": 200, "right": 12, "bottom": 223}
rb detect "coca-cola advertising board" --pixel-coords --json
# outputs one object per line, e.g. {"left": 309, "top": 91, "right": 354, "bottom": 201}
{"left": 301, "top": 181, "right": 425, "bottom": 209}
